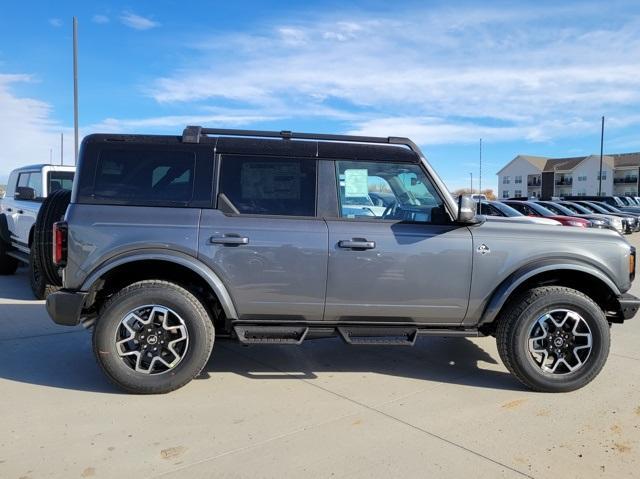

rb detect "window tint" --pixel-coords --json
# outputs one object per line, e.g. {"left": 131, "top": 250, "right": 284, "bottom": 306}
{"left": 335, "top": 161, "right": 449, "bottom": 224}
{"left": 28, "top": 172, "right": 43, "bottom": 198}
{"left": 93, "top": 150, "right": 195, "bottom": 206}
{"left": 218, "top": 156, "right": 316, "bottom": 216}
{"left": 48, "top": 171, "right": 74, "bottom": 193}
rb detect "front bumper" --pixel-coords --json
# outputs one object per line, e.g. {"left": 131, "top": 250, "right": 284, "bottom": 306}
{"left": 46, "top": 290, "right": 87, "bottom": 326}
{"left": 611, "top": 293, "right": 640, "bottom": 322}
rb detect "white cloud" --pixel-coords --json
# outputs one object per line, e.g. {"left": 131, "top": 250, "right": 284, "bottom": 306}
{"left": 120, "top": 11, "right": 160, "bottom": 30}
{"left": 92, "top": 14, "right": 110, "bottom": 24}
{"left": 0, "top": 75, "right": 75, "bottom": 181}
{"left": 147, "top": 4, "right": 640, "bottom": 148}
{"left": 48, "top": 18, "right": 62, "bottom": 27}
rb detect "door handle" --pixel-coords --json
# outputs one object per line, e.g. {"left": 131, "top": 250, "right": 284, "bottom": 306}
{"left": 338, "top": 239, "right": 376, "bottom": 250}
{"left": 210, "top": 235, "right": 249, "bottom": 246}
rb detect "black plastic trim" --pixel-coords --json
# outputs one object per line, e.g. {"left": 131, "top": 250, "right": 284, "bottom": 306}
{"left": 46, "top": 290, "right": 88, "bottom": 326}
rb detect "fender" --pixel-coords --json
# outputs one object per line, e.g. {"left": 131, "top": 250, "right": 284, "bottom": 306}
{"left": 478, "top": 259, "right": 621, "bottom": 325}
{"left": 80, "top": 249, "right": 238, "bottom": 319}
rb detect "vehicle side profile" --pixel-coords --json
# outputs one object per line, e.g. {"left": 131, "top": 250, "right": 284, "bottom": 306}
{"left": 500, "top": 200, "right": 591, "bottom": 228}
{"left": 46, "top": 127, "right": 640, "bottom": 394}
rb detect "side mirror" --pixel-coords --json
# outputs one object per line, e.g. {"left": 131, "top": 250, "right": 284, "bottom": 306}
{"left": 14, "top": 186, "right": 35, "bottom": 201}
{"left": 457, "top": 195, "right": 478, "bottom": 223}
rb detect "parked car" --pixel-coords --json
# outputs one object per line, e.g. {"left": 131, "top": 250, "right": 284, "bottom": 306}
{"left": 557, "top": 201, "right": 631, "bottom": 234}
{"left": 620, "top": 196, "right": 638, "bottom": 206}
{"left": 479, "top": 200, "right": 561, "bottom": 226}
{"left": 0, "top": 164, "right": 76, "bottom": 297}
{"left": 562, "top": 195, "right": 626, "bottom": 208}
{"left": 535, "top": 200, "right": 622, "bottom": 233}
{"left": 501, "top": 200, "right": 591, "bottom": 228}
{"left": 44, "top": 126, "right": 639, "bottom": 394}
{"left": 573, "top": 201, "right": 639, "bottom": 233}
{"left": 594, "top": 201, "right": 640, "bottom": 229}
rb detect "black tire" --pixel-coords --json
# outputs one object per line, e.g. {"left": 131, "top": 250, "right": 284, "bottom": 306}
{"left": 93, "top": 280, "right": 214, "bottom": 394}
{"left": 0, "top": 239, "right": 18, "bottom": 275}
{"left": 33, "top": 189, "right": 71, "bottom": 286}
{"left": 29, "top": 251, "right": 59, "bottom": 300}
{"left": 496, "top": 286, "right": 610, "bottom": 392}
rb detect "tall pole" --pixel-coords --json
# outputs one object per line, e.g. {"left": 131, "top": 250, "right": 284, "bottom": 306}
{"left": 479, "top": 138, "right": 482, "bottom": 193}
{"left": 598, "top": 116, "right": 605, "bottom": 196}
{"left": 470, "top": 172, "right": 473, "bottom": 194}
{"left": 73, "top": 16, "right": 79, "bottom": 165}
{"left": 60, "top": 132, "right": 64, "bottom": 165}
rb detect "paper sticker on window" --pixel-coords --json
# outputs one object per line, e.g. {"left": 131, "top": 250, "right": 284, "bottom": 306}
{"left": 344, "top": 169, "right": 368, "bottom": 197}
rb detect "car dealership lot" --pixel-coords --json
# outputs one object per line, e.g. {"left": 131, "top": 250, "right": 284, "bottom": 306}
{"left": 1, "top": 240, "right": 639, "bottom": 478}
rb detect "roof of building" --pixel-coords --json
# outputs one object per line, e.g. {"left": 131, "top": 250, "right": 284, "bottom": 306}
{"left": 497, "top": 152, "right": 640, "bottom": 175}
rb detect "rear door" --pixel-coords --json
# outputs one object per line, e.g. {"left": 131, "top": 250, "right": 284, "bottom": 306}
{"left": 198, "top": 155, "right": 328, "bottom": 321}
{"left": 324, "top": 159, "right": 473, "bottom": 325}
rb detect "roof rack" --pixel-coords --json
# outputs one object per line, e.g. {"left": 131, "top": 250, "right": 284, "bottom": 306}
{"left": 181, "top": 126, "right": 422, "bottom": 156}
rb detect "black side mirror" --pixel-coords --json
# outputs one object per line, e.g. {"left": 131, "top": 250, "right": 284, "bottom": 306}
{"left": 15, "top": 186, "right": 35, "bottom": 200}
{"left": 457, "top": 195, "right": 478, "bottom": 223}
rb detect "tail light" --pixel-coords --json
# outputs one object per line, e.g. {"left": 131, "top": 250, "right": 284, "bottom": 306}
{"left": 630, "top": 247, "right": 636, "bottom": 281}
{"left": 53, "top": 221, "right": 68, "bottom": 267}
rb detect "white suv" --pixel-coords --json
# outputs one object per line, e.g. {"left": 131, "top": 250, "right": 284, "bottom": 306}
{"left": 0, "top": 164, "right": 75, "bottom": 292}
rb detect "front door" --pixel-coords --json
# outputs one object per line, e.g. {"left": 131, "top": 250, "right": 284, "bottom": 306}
{"left": 324, "top": 160, "right": 473, "bottom": 325}
{"left": 198, "top": 155, "right": 328, "bottom": 322}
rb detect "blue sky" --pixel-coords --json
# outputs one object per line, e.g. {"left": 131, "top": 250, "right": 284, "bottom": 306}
{"left": 1, "top": 0, "right": 639, "bottom": 190}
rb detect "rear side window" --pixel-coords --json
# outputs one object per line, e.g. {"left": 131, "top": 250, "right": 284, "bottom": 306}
{"left": 93, "top": 150, "right": 196, "bottom": 206}
{"left": 48, "top": 172, "right": 74, "bottom": 193}
{"left": 218, "top": 156, "right": 316, "bottom": 216}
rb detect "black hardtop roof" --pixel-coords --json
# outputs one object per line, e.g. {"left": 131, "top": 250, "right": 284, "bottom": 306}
{"left": 82, "top": 126, "right": 421, "bottom": 162}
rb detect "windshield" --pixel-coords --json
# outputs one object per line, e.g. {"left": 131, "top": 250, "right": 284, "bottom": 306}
{"left": 561, "top": 202, "right": 590, "bottom": 214}
{"left": 582, "top": 202, "right": 608, "bottom": 213}
{"left": 598, "top": 203, "right": 622, "bottom": 213}
{"left": 528, "top": 202, "right": 556, "bottom": 217}
{"left": 540, "top": 202, "right": 573, "bottom": 216}
{"left": 489, "top": 201, "right": 523, "bottom": 216}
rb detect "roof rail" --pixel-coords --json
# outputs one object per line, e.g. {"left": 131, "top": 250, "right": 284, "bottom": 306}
{"left": 181, "top": 125, "right": 422, "bottom": 156}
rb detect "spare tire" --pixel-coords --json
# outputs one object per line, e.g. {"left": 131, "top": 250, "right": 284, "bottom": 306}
{"left": 32, "top": 189, "right": 71, "bottom": 287}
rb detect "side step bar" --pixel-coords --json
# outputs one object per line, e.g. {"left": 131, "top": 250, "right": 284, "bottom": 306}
{"left": 232, "top": 323, "right": 482, "bottom": 346}
{"left": 234, "top": 325, "right": 309, "bottom": 345}
{"left": 338, "top": 327, "right": 418, "bottom": 346}
{"left": 6, "top": 250, "right": 29, "bottom": 264}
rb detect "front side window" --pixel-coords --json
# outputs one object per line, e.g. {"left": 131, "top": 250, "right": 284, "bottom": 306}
{"left": 16, "top": 172, "right": 42, "bottom": 199}
{"left": 93, "top": 150, "right": 196, "bottom": 206}
{"left": 335, "top": 161, "right": 449, "bottom": 224}
{"left": 218, "top": 156, "right": 316, "bottom": 216}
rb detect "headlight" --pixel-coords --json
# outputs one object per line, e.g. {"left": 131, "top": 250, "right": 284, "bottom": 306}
{"left": 567, "top": 220, "right": 587, "bottom": 227}
{"left": 611, "top": 217, "right": 623, "bottom": 227}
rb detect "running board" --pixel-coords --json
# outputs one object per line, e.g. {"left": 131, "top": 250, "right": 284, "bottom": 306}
{"left": 234, "top": 325, "right": 309, "bottom": 345}
{"left": 338, "top": 327, "right": 418, "bottom": 346}
{"left": 6, "top": 250, "right": 29, "bottom": 264}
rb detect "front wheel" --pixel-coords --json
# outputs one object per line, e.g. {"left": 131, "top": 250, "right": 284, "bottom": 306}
{"left": 93, "top": 280, "right": 215, "bottom": 394}
{"left": 496, "top": 286, "right": 610, "bottom": 392}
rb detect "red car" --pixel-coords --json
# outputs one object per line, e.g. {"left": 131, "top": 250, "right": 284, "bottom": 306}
{"left": 502, "top": 200, "right": 590, "bottom": 227}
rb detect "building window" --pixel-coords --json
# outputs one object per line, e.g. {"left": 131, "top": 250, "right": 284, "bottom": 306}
{"left": 577, "top": 175, "right": 587, "bottom": 182}
{"left": 502, "top": 176, "right": 510, "bottom": 184}
{"left": 515, "top": 175, "right": 522, "bottom": 184}
{"left": 531, "top": 191, "right": 538, "bottom": 198}
{"left": 515, "top": 190, "right": 522, "bottom": 197}
{"left": 502, "top": 190, "right": 509, "bottom": 198}
{"left": 597, "top": 171, "right": 607, "bottom": 180}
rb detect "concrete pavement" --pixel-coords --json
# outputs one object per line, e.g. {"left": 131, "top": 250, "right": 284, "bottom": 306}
{"left": 1, "top": 238, "right": 640, "bottom": 478}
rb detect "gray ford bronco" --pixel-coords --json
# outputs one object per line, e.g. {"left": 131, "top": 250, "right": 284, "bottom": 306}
{"left": 45, "top": 126, "right": 640, "bottom": 394}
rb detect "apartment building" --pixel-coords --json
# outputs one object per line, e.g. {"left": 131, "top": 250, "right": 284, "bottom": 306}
{"left": 497, "top": 152, "right": 640, "bottom": 199}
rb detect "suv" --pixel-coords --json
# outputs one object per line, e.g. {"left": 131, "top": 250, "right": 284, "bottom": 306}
{"left": 46, "top": 127, "right": 640, "bottom": 394}
{"left": 0, "top": 164, "right": 75, "bottom": 292}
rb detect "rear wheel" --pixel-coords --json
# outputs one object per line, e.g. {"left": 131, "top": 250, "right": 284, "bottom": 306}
{"left": 0, "top": 239, "right": 18, "bottom": 275}
{"left": 496, "top": 286, "right": 610, "bottom": 392}
{"left": 93, "top": 280, "right": 214, "bottom": 394}
{"left": 33, "top": 189, "right": 71, "bottom": 286}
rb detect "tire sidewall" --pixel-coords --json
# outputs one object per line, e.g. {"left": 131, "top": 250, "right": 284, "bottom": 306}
{"left": 510, "top": 291, "right": 609, "bottom": 392}
{"left": 94, "top": 284, "right": 214, "bottom": 393}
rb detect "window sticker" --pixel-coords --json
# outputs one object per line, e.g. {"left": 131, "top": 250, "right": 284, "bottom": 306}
{"left": 344, "top": 169, "right": 369, "bottom": 197}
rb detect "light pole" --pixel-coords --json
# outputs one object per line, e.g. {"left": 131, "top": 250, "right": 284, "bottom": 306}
{"left": 479, "top": 138, "right": 482, "bottom": 194}
{"left": 470, "top": 172, "right": 473, "bottom": 194}
{"left": 598, "top": 116, "right": 605, "bottom": 196}
{"left": 73, "top": 16, "right": 79, "bottom": 165}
